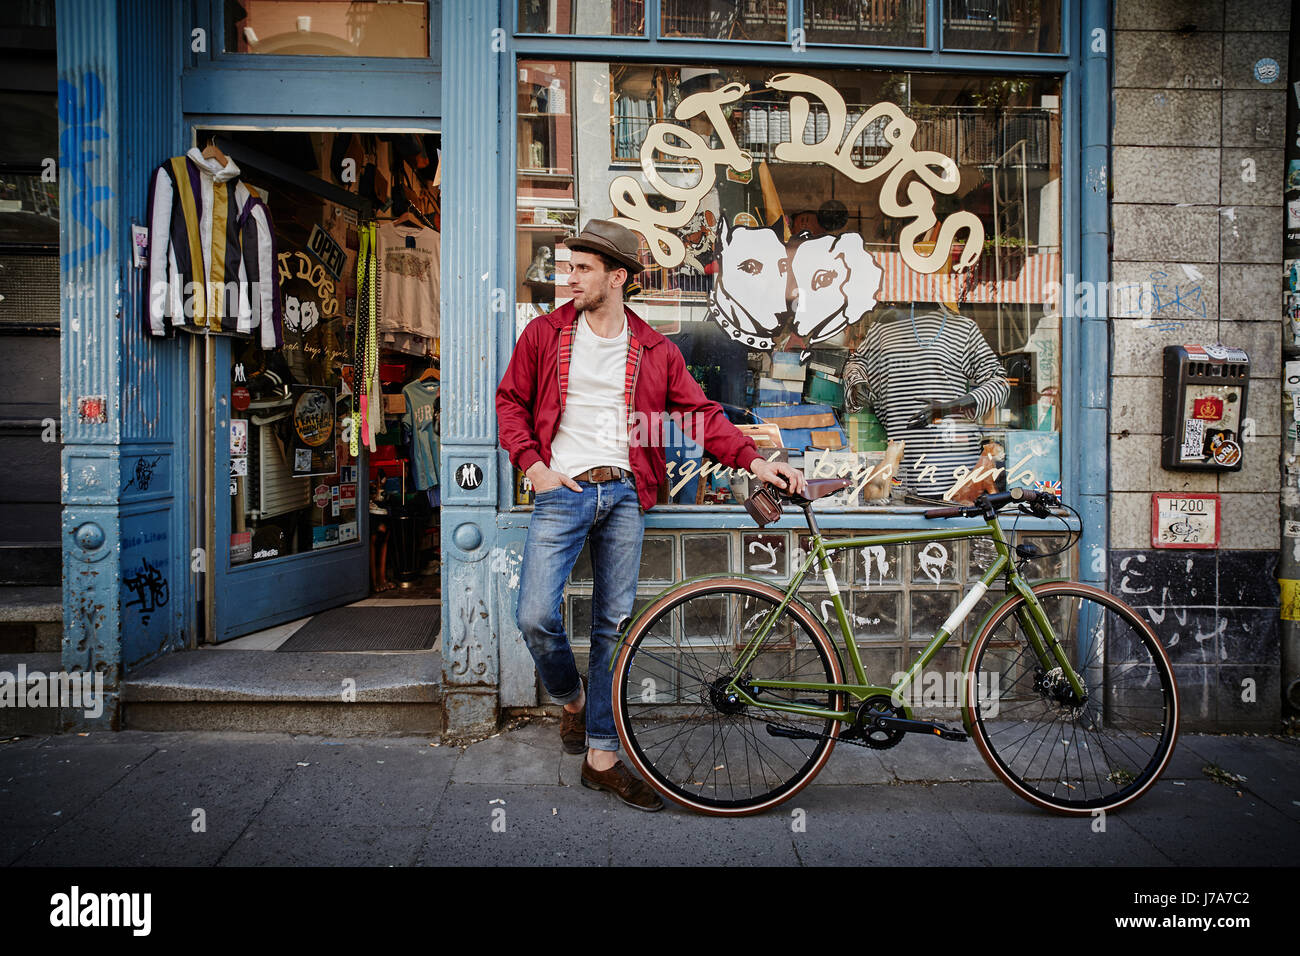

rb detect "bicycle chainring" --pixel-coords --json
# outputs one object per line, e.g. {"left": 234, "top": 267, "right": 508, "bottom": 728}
{"left": 853, "top": 694, "right": 908, "bottom": 750}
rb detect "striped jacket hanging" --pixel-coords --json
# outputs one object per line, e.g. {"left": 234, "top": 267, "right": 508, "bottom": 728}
{"left": 144, "top": 148, "right": 281, "bottom": 348}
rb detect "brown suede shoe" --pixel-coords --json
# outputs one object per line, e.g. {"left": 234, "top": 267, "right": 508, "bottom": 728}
{"left": 580, "top": 758, "right": 665, "bottom": 811}
{"left": 559, "top": 677, "right": 586, "bottom": 755}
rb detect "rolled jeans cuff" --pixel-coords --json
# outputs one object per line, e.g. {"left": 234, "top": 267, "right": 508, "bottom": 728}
{"left": 586, "top": 734, "right": 620, "bottom": 753}
{"left": 549, "top": 679, "right": 584, "bottom": 707}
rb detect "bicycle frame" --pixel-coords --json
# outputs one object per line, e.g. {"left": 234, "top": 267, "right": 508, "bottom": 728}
{"left": 716, "top": 509, "right": 1086, "bottom": 727}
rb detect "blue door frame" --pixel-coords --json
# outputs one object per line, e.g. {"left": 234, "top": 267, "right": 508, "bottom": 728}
{"left": 179, "top": 2, "right": 443, "bottom": 640}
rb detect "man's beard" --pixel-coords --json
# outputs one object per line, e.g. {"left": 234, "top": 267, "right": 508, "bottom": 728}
{"left": 576, "top": 283, "right": 608, "bottom": 313}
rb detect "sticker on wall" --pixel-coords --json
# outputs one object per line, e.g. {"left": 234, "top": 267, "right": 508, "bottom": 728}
{"left": 1180, "top": 419, "right": 1206, "bottom": 460}
{"left": 313, "top": 484, "right": 330, "bottom": 509}
{"left": 339, "top": 483, "right": 357, "bottom": 508}
{"left": 131, "top": 224, "right": 148, "bottom": 269}
{"left": 78, "top": 396, "right": 107, "bottom": 424}
{"left": 1211, "top": 436, "right": 1241, "bottom": 467}
{"left": 454, "top": 462, "right": 484, "bottom": 490}
{"left": 338, "top": 521, "right": 358, "bottom": 544}
{"left": 230, "top": 456, "right": 248, "bottom": 478}
{"left": 229, "top": 419, "right": 248, "bottom": 457}
{"left": 1253, "top": 58, "right": 1280, "bottom": 84}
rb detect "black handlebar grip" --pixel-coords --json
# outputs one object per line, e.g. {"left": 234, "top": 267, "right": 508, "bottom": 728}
{"left": 924, "top": 506, "right": 963, "bottom": 518}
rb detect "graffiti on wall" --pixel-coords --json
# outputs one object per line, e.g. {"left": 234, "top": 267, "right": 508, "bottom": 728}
{"left": 59, "top": 72, "right": 114, "bottom": 271}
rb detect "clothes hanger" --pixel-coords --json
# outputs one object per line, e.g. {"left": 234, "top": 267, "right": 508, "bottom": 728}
{"left": 418, "top": 359, "right": 439, "bottom": 382}
{"left": 200, "top": 133, "right": 229, "bottom": 167}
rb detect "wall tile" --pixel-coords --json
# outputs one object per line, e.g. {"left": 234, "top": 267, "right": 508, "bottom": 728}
{"left": 1216, "top": 435, "right": 1279, "bottom": 493}
{"left": 1221, "top": 32, "right": 1290, "bottom": 90}
{"left": 1111, "top": 492, "right": 1154, "bottom": 548}
{"left": 1111, "top": 261, "right": 1217, "bottom": 324}
{"left": 1113, "top": 147, "right": 1220, "bottom": 205}
{"left": 1114, "top": 31, "right": 1223, "bottom": 89}
{"left": 1110, "top": 548, "right": 1218, "bottom": 605}
{"left": 1220, "top": 0, "right": 1292, "bottom": 32}
{"left": 1111, "top": 432, "right": 1155, "bottom": 490}
{"left": 1111, "top": 375, "right": 1163, "bottom": 435}
{"left": 1219, "top": 263, "right": 1282, "bottom": 321}
{"left": 1113, "top": 89, "right": 1222, "bottom": 147}
{"left": 1112, "top": 204, "right": 1221, "bottom": 262}
{"left": 1219, "top": 148, "right": 1284, "bottom": 205}
{"left": 1219, "top": 203, "right": 1282, "bottom": 263}
{"left": 1115, "top": 0, "right": 1223, "bottom": 32}
{"left": 1214, "top": 665, "right": 1280, "bottom": 729}
{"left": 1112, "top": 318, "right": 1218, "bottom": 376}
{"left": 1219, "top": 319, "right": 1281, "bottom": 378}
{"left": 1221, "top": 89, "right": 1288, "bottom": 147}
{"left": 1218, "top": 549, "right": 1281, "bottom": 605}
{"left": 1217, "top": 492, "right": 1280, "bottom": 549}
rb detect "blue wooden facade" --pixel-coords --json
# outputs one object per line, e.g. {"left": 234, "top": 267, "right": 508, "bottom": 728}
{"left": 55, "top": 0, "right": 1108, "bottom": 734}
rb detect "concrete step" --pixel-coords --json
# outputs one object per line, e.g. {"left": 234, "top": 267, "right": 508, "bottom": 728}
{"left": 0, "top": 586, "right": 62, "bottom": 653}
{"left": 122, "top": 649, "right": 444, "bottom": 736}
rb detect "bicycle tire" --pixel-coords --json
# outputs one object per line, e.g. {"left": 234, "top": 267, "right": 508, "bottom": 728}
{"left": 964, "top": 581, "right": 1179, "bottom": 815}
{"left": 612, "top": 577, "right": 844, "bottom": 816}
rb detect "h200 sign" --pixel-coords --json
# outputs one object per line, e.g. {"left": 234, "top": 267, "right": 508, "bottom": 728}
{"left": 1151, "top": 493, "right": 1220, "bottom": 549}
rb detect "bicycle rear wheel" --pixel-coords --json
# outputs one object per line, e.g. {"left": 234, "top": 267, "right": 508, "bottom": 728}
{"left": 964, "top": 582, "right": 1178, "bottom": 814}
{"left": 612, "top": 578, "right": 843, "bottom": 816}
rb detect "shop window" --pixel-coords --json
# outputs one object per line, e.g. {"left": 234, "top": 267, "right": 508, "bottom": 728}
{"left": 518, "top": 0, "right": 647, "bottom": 36}
{"left": 514, "top": 62, "right": 1063, "bottom": 510}
{"left": 225, "top": 0, "right": 430, "bottom": 57}
{"left": 942, "top": 0, "right": 1061, "bottom": 54}
{"left": 661, "top": 1, "right": 787, "bottom": 42}
{"left": 803, "top": 0, "right": 926, "bottom": 48}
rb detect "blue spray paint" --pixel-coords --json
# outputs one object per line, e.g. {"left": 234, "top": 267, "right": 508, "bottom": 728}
{"left": 59, "top": 72, "right": 113, "bottom": 271}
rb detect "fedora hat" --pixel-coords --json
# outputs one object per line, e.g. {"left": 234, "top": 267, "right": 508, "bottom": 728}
{"left": 564, "top": 219, "right": 643, "bottom": 276}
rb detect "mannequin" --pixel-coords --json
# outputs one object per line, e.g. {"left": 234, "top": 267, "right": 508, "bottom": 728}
{"left": 843, "top": 305, "right": 1008, "bottom": 499}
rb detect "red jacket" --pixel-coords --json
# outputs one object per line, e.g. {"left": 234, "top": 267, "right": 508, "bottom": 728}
{"left": 496, "top": 301, "right": 762, "bottom": 511}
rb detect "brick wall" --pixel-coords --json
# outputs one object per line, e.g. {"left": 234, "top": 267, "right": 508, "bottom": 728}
{"left": 1111, "top": 0, "right": 1289, "bottom": 729}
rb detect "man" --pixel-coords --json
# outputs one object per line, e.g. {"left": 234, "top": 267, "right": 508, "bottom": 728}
{"left": 496, "top": 219, "right": 806, "bottom": 811}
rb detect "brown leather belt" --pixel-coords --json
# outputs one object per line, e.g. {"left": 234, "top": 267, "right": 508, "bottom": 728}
{"left": 573, "top": 466, "right": 631, "bottom": 483}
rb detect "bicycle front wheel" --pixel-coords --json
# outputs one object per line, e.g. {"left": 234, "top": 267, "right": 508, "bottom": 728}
{"left": 964, "top": 582, "right": 1178, "bottom": 814}
{"left": 612, "top": 578, "right": 844, "bottom": 816}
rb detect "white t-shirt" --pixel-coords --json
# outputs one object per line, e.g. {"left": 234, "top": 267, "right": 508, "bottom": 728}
{"left": 548, "top": 315, "right": 632, "bottom": 478}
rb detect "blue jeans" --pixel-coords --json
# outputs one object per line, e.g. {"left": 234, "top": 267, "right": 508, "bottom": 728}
{"left": 516, "top": 476, "right": 644, "bottom": 752}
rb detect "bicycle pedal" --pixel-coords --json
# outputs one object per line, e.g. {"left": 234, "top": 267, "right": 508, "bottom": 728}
{"left": 766, "top": 724, "right": 822, "bottom": 742}
{"left": 933, "top": 724, "right": 968, "bottom": 742}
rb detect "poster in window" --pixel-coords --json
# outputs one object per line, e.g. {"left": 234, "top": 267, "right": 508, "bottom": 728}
{"left": 290, "top": 384, "right": 337, "bottom": 477}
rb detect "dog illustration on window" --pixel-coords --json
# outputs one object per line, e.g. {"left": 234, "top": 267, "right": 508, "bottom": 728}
{"left": 707, "top": 223, "right": 881, "bottom": 352}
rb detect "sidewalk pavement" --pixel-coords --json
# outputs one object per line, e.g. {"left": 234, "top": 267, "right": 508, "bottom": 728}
{"left": 1, "top": 721, "right": 1296, "bottom": 867}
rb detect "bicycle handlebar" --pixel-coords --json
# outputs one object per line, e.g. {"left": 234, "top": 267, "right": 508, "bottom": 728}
{"left": 923, "top": 487, "right": 1062, "bottom": 520}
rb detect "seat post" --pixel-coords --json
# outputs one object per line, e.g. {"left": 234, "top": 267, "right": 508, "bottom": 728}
{"left": 803, "top": 502, "right": 821, "bottom": 538}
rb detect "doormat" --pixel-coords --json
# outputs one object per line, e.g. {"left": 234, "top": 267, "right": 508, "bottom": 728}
{"left": 276, "top": 605, "right": 439, "bottom": 652}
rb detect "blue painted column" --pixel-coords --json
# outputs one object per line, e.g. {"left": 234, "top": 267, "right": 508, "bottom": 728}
{"left": 1076, "top": 0, "right": 1110, "bottom": 586}
{"left": 59, "top": 0, "right": 188, "bottom": 729}
{"left": 438, "top": 0, "right": 503, "bottom": 736}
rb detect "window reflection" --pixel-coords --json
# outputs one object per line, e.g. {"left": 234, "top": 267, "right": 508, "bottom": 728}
{"left": 226, "top": 1, "right": 429, "bottom": 57}
{"left": 516, "top": 63, "right": 1063, "bottom": 508}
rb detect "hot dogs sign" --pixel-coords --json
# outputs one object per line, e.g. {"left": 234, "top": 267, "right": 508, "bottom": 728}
{"left": 608, "top": 73, "right": 984, "bottom": 351}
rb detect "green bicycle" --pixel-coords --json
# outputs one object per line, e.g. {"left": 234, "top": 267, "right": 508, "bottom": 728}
{"left": 611, "top": 480, "right": 1179, "bottom": 816}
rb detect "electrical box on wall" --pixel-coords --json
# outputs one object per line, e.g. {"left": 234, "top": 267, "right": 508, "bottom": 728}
{"left": 1160, "top": 344, "right": 1249, "bottom": 471}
